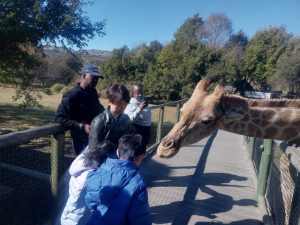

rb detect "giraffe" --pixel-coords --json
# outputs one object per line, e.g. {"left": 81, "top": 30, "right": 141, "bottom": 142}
{"left": 157, "top": 78, "right": 300, "bottom": 158}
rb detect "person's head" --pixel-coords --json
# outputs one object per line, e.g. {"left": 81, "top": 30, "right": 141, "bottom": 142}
{"left": 117, "top": 134, "right": 146, "bottom": 166}
{"left": 106, "top": 84, "right": 130, "bottom": 116}
{"left": 132, "top": 83, "right": 144, "bottom": 101}
{"left": 83, "top": 140, "right": 115, "bottom": 167}
{"left": 80, "top": 64, "right": 103, "bottom": 89}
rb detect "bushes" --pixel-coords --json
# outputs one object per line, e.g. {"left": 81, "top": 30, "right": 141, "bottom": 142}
{"left": 50, "top": 83, "right": 65, "bottom": 94}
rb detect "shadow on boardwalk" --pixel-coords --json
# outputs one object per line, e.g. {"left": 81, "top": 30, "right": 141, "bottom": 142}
{"left": 140, "top": 131, "right": 262, "bottom": 225}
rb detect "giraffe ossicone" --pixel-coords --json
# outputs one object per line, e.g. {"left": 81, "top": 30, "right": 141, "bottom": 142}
{"left": 157, "top": 78, "right": 300, "bottom": 158}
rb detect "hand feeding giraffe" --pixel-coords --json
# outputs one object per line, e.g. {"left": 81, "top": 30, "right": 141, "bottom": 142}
{"left": 157, "top": 78, "right": 300, "bottom": 158}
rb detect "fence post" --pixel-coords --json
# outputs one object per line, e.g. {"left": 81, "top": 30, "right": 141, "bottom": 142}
{"left": 257, "top": 139, "right": 273, "bottom": 198}
{"left": 156, "top": 106, "right": 165, "bottom": 143}
{"left": 176, "top": 102, "right": 181, "bottom": 123}
{"left": 290, "top": 173, "right": 300, "bottom": 225}
{"left": 50, "top": 132, "right": 65, "bottom": 221}
{"left": 248, "top": 137, "right": 255, "bottom": 160}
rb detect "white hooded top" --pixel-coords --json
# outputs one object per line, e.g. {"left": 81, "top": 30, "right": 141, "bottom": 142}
{"left": 124, "top": 98, "right": 151, "bottom": 127}
{"left": 60, "top": 153, "right": 95, "bottom": 225}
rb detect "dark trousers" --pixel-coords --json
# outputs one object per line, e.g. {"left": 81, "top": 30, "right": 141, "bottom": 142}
{"left": 133, "top": 124, "right": 151, "bottom": 148}
{"left": 72, "top": 137, "right": 88, "bottom": 155}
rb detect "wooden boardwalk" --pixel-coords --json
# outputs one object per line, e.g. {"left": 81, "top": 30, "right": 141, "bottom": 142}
{"left": 140, "top": 130, "right": 264, "bottom": 225}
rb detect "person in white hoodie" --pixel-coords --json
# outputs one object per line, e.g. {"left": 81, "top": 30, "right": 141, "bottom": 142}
{"left": 60, "top": 141, "right": 113, "bottom": 225}
{"left": 124, "top": 84, "right": 152, "bottom": 148}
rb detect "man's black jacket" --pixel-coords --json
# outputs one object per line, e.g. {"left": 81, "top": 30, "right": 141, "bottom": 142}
{"left": 54, "top": 84, "right": 104, "bottom": 140}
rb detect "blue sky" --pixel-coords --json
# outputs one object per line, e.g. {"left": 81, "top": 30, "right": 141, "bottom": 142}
{"left": 84, "top": 0, "right": 300, "bottom": 51}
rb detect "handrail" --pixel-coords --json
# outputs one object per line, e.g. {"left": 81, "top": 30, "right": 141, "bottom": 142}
{"left": 148, "top": 99, "right": 187, "bottom": 109}
{"left": 0, "top": 99, "right": 188, "bottom": 149}
{"left": 0, "top": 123, "right": 64, "bottom": 149}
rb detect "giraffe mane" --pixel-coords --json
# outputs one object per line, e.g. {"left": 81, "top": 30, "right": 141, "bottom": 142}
{"left": 223, "top": 94, "right": 300, "bottom": 108}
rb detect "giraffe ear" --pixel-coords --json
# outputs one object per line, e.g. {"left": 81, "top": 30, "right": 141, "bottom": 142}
{"left": 213, "top": 84, "right": 224, "bottom": 98}
{"left": 196, "top": 79, "right": 211, "bottom": 92}
{"left": 224, "top": 110, "right": 243, "bottom": 120}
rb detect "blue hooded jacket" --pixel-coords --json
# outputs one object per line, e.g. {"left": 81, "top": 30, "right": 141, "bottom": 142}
{"left": 85, "top": 157, "right": 152, "bottom": 225}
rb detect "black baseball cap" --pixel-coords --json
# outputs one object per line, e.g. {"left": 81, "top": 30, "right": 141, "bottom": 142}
{"left": 81, "top": 64, "right": 103, "bottom": 78}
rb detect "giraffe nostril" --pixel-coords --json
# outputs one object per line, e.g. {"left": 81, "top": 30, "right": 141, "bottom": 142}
{"left": 162, "top": 139, "right": 175, "bottom": 148}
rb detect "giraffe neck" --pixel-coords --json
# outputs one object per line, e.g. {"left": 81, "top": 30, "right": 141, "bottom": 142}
{"left": 218, "top": 95, "right": 300, "bottom": 144}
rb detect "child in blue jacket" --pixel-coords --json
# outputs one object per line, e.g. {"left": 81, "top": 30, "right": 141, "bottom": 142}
{"left": 85, "top": 134, "right": 152, "bottom": 225}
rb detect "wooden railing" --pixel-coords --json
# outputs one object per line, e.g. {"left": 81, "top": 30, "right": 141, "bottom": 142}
{"left": 0, "top": 124, "right": 65, "bottom": 219}
{"left": 0, "top": 98, "right": 187, "bottom": 223}
{"left": 145, "top": 99, "right": 187, "bottom": 155}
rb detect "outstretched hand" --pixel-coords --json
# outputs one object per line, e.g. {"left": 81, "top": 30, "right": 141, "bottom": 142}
{"left": 139, "top": 101, "right": 148, "bottom": 110}
{"left": 84, "top": 124, "right": 91, "bottom": 134}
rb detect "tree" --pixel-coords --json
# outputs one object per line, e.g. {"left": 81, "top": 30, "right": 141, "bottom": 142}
{"left": 244, "top": 26, "right": 291, "bottom": 88}
{"left": 201, "top": 13, "right": 233, "bottom": 47}
{"left": 269, "top": 37, "right": 300, "bottom": 93}
{"left": 0, "top": 0, "right": 105, "bottom": 105}
{"left": 174, "top": 14, "right": 204, "bottom": 44}
{"left": 224, "top": 30, "right": 249, "bottom": 50}
{"left": 100, "top": 46, "right": 131, "bottom": 86}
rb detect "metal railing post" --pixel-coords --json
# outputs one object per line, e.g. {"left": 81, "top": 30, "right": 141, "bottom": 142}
{"left": 176, "top": 102, "right": 181, "bottom": 123}
{"left": 50, "top": 132, "right": 65, "bottom": 222}
{"left": 248, "top": 137, "right": 255, "bottom": 160}
{"left": 156, "top": 106, "right": 165, "bottom": 143}
{"left": 257, "top": 139, "right": 273, "bottom": 198}
{"left": 289, "top": 172, "right": 300, "bottom": 225}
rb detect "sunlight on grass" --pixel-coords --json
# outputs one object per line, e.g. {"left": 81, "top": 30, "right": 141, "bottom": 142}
{"left": 0, "top": 86, "right": 177, "bottom": 131}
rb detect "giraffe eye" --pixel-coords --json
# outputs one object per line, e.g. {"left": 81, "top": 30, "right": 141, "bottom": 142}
{"left": 201, "top": 118, "right": 213, "bottom": 125}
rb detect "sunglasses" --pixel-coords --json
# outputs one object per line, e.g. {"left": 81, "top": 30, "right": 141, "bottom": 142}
{"left": 84, "top": 73, "right": 100, "bottom": 80}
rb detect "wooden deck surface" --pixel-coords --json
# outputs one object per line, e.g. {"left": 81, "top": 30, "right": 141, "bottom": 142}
{"left": 140, "top": 130, "right": 264, "bottom": 225}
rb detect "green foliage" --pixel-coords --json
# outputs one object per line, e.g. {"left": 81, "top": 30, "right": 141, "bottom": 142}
{"left": 174, "top": 14, "right": 204, "bottom": 44}
{"left": 224, "top": 30, "right": 249, "bottom": 50}
{"left": 16, "top": 125, "right": 29, "bottom": 131}
{"left": 1, "top": 0, "right": 105, "bottom": 70}
{"left": 13, "top": 85, "right": 42, "bottom": 108}
{"left": 2, "top": 7, "right": 300, "bottom": 105}
{"left": 143, "top": 39, "right": 222, "bottom": 100}
{"left": 269, "top": 38, "right": 300, "bottom": 92}
{"left": 60, "top": 85, "right": 72, "bottom": 94}
{"left": 51, "top": 83, "right": 65, "bottom": 94}
{"left": 0, "top": 0, "right": 105, "bottom": 106}
{"left": 42, "top": 88, "right": 52, "bottom": 95}
{"left": 244, "top": 26, "right": 291, "bottom": 87}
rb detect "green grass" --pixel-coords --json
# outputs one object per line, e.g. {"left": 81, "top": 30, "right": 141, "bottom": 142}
{"left": 0, "top": 86, "right": 178, "bottom": 132}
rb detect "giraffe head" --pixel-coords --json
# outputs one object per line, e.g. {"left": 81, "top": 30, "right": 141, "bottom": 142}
{"left": 157, "top": 78, "right": 239, "bottom": 158}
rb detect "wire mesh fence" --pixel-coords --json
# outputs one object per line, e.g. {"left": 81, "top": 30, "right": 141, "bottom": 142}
{"left": 244, "top": 136, "right": 300, "bottom": 225}
{"left": 264, "top": 143, "right": 300, "bottom": 225}
{"left": 0, "top": 135, "right": 75, "bottom": 225}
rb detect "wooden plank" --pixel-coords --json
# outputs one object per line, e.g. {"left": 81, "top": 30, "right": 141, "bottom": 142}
{"left": 0, "top": 124, "right": 64, "bottom": 149}
{"left": 140, "top": 130, "right": 263, "bottom": 225}
{"left": 0, "top": 162, "right": 50, "bottom": 181}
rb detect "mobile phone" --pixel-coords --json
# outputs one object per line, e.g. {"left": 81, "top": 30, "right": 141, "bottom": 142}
{"left": 143, "top": 97, "right": 148, "bottom": 106}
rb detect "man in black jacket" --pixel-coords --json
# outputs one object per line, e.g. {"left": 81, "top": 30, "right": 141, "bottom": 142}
{"left": 54, "top": 64, "right": 105, "bottom": 155}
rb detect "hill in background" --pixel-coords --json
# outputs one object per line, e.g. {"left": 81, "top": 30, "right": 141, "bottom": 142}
{"left": 44, "top": 45, "right": 111, "bottom": 64}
